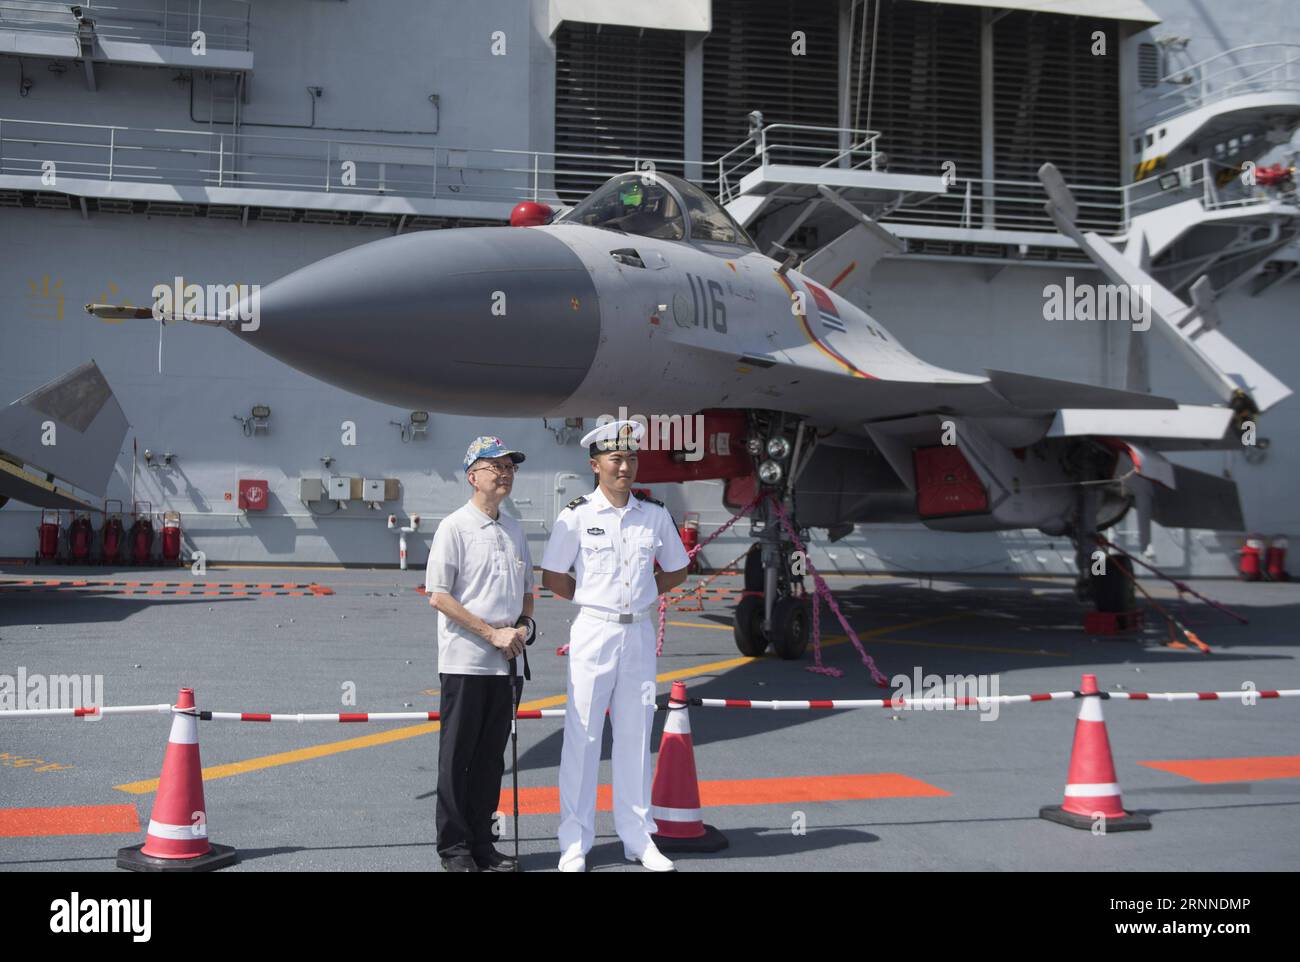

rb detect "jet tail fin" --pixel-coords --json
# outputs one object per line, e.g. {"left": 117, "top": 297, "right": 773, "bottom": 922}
{"left": 1038, "top": 162, "right": 1292, "bottom": 414}
{"left": 0, "top": 361, "right": 129, "bottom": 507}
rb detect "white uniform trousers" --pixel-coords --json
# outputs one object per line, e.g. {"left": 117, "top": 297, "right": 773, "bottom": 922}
{"left": 557, "top": 609, "right": 657, "bottom": 855}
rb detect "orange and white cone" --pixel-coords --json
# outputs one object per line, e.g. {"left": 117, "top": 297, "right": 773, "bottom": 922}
{"left": 1040, "top": 673, "right": 1150, "bottom": 832}
{"left": 650, "top": 681, "right": 728, "bottom": 853}
{"left": 117, "top": 687, "right": 238, "bottom": 871}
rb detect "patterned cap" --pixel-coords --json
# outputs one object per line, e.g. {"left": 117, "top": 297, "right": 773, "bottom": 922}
{"left": 463, "top": 436, "right": 526, "bottom": 473}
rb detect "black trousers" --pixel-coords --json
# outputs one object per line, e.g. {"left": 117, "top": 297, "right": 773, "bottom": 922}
{"left": 436, "top": 672, "right": 517, "bottom": 859}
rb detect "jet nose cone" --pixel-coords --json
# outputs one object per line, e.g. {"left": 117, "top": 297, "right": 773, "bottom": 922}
{"left": 238, "top": 227, "right": 599, "bottom": 414}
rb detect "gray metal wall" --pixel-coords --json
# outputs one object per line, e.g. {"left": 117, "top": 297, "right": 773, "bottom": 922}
{"left": 1, "top": 0, "right": 1295, "bottom": 577}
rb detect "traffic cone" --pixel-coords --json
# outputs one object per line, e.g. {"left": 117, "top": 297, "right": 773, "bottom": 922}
{"left": 117, "top": 687, "right": 238, "bottom": 871}
{"left": 650, "top": 682, "right": 728, "bottom": 853}
{"left": 1039, "top": 673, "right": 1150, "bottom": 832}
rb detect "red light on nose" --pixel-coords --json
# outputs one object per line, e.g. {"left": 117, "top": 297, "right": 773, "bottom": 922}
{"left": 510, "top": 201, "right": 553, "bottom": 227}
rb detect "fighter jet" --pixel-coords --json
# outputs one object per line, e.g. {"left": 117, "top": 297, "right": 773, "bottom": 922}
{"left": 87, "top": 170, "right": 1288, "bottom": 658}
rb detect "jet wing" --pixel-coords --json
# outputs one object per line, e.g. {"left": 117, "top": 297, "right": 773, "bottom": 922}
{"left": 1046, "top": 404, "right": 1238, "bottom": 449}
{"left": 984, "top": 369, "right": 1178, "bottom": 412}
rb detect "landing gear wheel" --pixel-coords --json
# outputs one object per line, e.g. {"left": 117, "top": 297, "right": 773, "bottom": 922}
{"left": 733, "top": 595, "right": 767, "bottom": 657}
{"left": 770, "top": 596, "right": 810, "bottom": 661}
{"left": 1093, "top": 554, "right": 1135, "bottom": 613}
{"left": 743, "top": 544, "right": 763, "bottom": 593}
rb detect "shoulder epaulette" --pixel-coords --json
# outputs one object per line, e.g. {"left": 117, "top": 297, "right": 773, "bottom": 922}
{"left": 565, "top": 495, "right": 588, "bottom": 510}
{"left": 633, "top": 491, "right": 664, "bottom": 507}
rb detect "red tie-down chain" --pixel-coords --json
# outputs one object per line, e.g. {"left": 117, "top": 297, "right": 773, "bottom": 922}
{"left": 766, "top": 494, "right": 890, "bottom": 686}
{"left": 650, "top": 492, "right": 889, "bottom": 687}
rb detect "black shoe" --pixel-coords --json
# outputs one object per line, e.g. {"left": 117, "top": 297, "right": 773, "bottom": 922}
{"left": 473, "top": 847, "right": 518, "bottom": 872}
{"left": 440, "top": 854, "right": 481, "bottom": 873}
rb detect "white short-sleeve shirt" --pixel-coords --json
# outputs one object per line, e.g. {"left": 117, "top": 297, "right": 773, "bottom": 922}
{"left": 425, "top": 500, "right": 534, "bottom": 676}
{"left": 540, "top": 486, "right": 689, "bottom": 615}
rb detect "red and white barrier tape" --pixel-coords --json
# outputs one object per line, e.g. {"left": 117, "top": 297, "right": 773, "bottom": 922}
{"left": 200, "top": 708, "right": 569, "bottom": 723}
{"left": 4, "top": 687, "right": 1296, "bottom": 722}
{"left": 693, "top": 688, "right": 1300, "bottom": 710}
{"left": 0, "top": 703, "right": 172, "bottom": 718}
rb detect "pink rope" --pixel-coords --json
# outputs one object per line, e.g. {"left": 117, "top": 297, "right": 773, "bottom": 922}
{"left": 656, "top": 492, "right": 764, "bottom": 655}
{"left": 768, "top": 494, "right": 890, "bottom": 687}
{"left": 556, "top": 489, "right": 888, "bottom": 687}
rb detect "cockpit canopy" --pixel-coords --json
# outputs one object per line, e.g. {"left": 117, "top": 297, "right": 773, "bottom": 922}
{"left": 561, "top": 172, "right": 756, "bottom": 249}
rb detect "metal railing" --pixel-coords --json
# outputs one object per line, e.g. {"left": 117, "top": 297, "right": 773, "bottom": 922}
{"left": 0, "top": 0, "right": 251, "bottom": 52}
{"left": 0, "top": 117, "right": 730, "bottom": 209}
{"left": 1146, "top": 43, "right": 1300, "bottom": 123}
{"left": 1123, "top": 157, "right": 1282, "bottom": 220}
{"left": 878, "top": 175, "right": 1125, "bottom": 235}
{"left": 0, "top": 117, "right": 1290, "bottom": 238}
{"left": 715, "top": 123, "right": 882, "bottom": 205}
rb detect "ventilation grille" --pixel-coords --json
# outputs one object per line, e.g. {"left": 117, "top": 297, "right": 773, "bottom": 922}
{"left": 993, "top": 13, "right": 1121, "bottom": 231}
{"left": 702, "top": 0, "right": 841, "bottom": 188}
{"left": 846, "top": 0, "right": 982, "bottom": 232}
{"left": 1138, "top": 42, "right": 1160, "bottom": 88}
{"left": 554, "top": 22, "right": 685, "bottom": 202}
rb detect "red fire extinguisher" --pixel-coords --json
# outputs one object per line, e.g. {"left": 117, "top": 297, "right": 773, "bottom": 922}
{"left": 1239, "top": 535, "right": 1266, "bottom": 581}
{"left": 129, "top": 501, "right": 155, "bottom": 566}
{"left": 36, "top": 509, "right": 61, "bottom": 564}
{"left": 101, "top": 499, "right": 124, "bottom": 566}
{"left": 68, "top": 512, "right": 94, "bottom": 565}
{"left": 679, "top": 512, "right": 701, "bottom": 573}
{"left": 160, "top": 511, "right": 182, "bottom": 565}
{"left": 1265, "top": 536, "right": 1289, "bottom": 582}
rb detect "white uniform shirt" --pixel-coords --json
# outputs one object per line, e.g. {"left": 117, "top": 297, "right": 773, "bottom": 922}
{"left": 425, "top": 500, "right": 534, "bottom": 676}
{"left": 540, "top": 487, "right": 690, "bottom": 615}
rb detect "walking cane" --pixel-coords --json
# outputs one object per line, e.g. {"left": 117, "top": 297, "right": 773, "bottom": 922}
{"left": 509, "top": 615, "right": 536, "bottom": 872}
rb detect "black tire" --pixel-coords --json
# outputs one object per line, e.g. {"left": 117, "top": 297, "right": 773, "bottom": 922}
{"left": 1093, "top": 554, "right": 1135, "bottom": 613}
{"left": 733, "top": 595, "right": 768, "bottom": 657}
{"left": 743, "top": 543, "right": 764, "bottom": 592}
{"left": 771, "top": 596, "right": 810, "bottom": 660}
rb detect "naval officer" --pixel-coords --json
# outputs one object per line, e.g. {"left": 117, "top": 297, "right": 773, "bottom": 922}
{"left": 541, "top": 420, "right": 690, "bottom": 872}
{"left": 426, "top": 436, "right": 534, "bottom": 872}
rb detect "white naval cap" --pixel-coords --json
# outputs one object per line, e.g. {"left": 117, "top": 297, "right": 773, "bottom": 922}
{"left": 581, "top": 418, "right": 645, "bottom": 456}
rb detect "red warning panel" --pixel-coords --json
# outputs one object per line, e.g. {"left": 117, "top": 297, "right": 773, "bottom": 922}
{"left": 632, "top": 410, "right": 752, "bottom": 484}
{"left": 238, "top": 479, "right": 269, "bottom": 512}
{"left": 913, "top": 446, "right": 988, "bottom": 518}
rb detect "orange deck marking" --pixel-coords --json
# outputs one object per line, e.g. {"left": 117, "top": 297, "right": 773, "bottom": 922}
{"left": 0, "top": 804, "right": 140, "bottom": 837}
{"left": 1139, "top": 755, "right": 1300, "bottom": 783}
{"left": 500, "top": 773, "right": 948, "bottom": 815}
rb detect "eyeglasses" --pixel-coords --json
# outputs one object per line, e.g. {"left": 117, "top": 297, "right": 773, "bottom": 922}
{"left": 472, "top": 461, "right": 517, "bottom": 476}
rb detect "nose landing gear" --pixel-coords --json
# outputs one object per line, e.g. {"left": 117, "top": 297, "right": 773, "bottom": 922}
{"left": 732, "top": 526, "right": 811, "bottom": 661}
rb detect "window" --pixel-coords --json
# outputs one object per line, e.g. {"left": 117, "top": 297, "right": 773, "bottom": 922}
{"left": 565, "top": 174, "right": 685, "bottom": 241}
{"left": 671, "top": 176, "right": 755, "bottom": 247}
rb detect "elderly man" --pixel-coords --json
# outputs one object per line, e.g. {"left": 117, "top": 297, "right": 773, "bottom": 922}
{"left": 541, "top": 420, "right": 690, "bottom": 872}
{"left": 426, "top": 436, "right": 534, "bottom": 872}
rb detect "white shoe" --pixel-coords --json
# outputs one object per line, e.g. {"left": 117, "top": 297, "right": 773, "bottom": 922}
{"left": 558, "top": 845, "right": 586, "bottom": 873}
{"left": 624, "top": 841, "right": 675, "bottom": 872}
